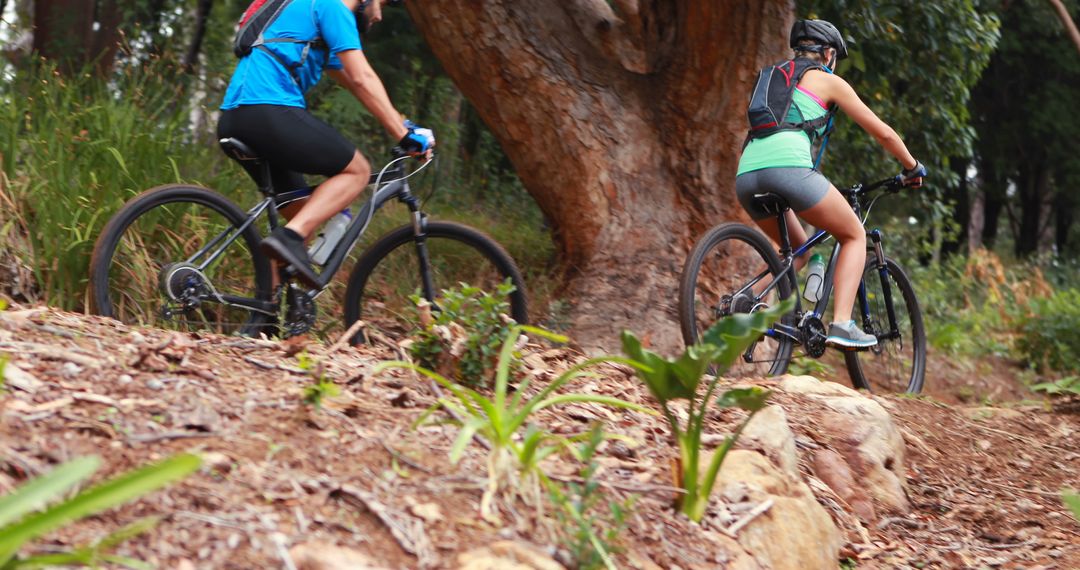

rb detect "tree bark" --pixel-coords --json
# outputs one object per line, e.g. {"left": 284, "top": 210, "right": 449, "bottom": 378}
{"left": 183, "top": 0, "right": 214, "bottom": 73}
{"left": 407, "top": 0, "right": 792, "bottom": 351}
{"left": 32, "top": 0, "right": 122, "bottom": 74}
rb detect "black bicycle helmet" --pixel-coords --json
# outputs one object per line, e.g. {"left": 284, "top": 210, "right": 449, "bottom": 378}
{"left": 790, "top": 19, "right": 848, "bottom": 60}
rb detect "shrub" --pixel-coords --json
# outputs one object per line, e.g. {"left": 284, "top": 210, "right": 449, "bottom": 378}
{"left": 1017, "top": 288, "right": 1080, "bottom": 374}
{"left": 408, "top": 281, "right": 518, "bottom": 387}
{"left": 377, "top": 325, "right": 652, "bottom": 520}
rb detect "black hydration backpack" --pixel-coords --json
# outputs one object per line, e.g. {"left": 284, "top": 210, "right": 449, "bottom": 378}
{"left": 746, "top": 58, "right": 834, "bottom": 143}
{"left": 233, "top": 0, "right": 326, "bottom": 85}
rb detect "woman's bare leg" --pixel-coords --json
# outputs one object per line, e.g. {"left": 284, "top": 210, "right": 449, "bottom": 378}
{"left": 794, "top": 185, "right": 865, "bottom": 322}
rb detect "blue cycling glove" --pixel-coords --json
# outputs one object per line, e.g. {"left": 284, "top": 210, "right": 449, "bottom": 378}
{"left": 394, "top": 120, "right": 435, "bottom": 157}
{"left": 900, "top": 160, "right": 928, "bottom": 186}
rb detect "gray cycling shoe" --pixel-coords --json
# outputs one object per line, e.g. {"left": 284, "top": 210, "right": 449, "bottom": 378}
{"left": 826, "top": 320, "right": 878, "bottom": 348}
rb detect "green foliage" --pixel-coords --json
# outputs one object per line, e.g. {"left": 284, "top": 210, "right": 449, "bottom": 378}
{"left": 0, "top": 453, "right": 200, "bottom": 568}
{"left": 376, "top": 325, "right": 652, "bottom": 519}
{"left": 621, "top": 298, "right": 793, "bottom": 522}
{"left": 545, "top": 425, "right": 632, "bottom": 570}
{"left": 296, "top": 351, "right": 340, "bottom": 410}
{"left": 0, "top": 57, "right": 249, "bottom": 308}
{"left": 1030, "top": 376, "right": 1080, "bottom": 397}
{"left": 796, "top": 0, "right": 999, "bottom": 251}
{"left": 1017, "top": 289, "right": 1080, "bottom": 374}
{"left": 0, "top": 355, "right": 7, "bottom": 392}
{"left": 409, "top": 281, "right": 518, "bottom": 387}
{"left": 1063, "top": 491, "right": 1080, "bottom": 521}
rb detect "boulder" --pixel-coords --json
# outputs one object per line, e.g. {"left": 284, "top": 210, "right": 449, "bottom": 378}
{"left": 289, "top": 542, "right": 389, "bottom": 570}
{"left": 735, "top": 404, "right": 799, "bottom": 477}
{"left": 456, "top": 541, "right": 564, "bottom": 570}
{"left": 714, "top": 450, "right": 842, "bottom": 570}
{"left": 779, "top": 374, "right": 910, "bottom": 516}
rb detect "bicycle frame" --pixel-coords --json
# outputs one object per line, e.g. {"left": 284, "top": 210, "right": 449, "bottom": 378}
{"left": 745, "top": 177, "right": 905, "bottom": 349}
{"left": 178, "top": 159, "right": 429, "bottom": 315}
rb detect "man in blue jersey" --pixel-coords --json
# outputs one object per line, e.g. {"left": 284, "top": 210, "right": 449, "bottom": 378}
{"left": 218, "top": 0, "right": 433, "bottom": 288}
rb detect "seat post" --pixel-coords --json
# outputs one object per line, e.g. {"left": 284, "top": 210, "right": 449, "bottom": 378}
{"left": 775, "top": 210, "right": 793, "bottom": 259}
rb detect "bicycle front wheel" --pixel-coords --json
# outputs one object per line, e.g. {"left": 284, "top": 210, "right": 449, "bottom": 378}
{"left": 89, "top": 185, "right": 274, "bottom": 335}
{"left": 343, "top": 221, "right": 529, "bottom": 340}
{"left": 845, "top": 256, "right": 926, "bottom": 393}
{"left": 678, "top": 222, "right": 795, "bottom": 377}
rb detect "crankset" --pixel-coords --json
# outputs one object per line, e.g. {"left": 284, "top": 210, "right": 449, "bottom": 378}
{"left": 798, "top": 313, "right": 828, "bottom": 358}
{"left": 283, "top": 284, "right": 317, "bottom": 337}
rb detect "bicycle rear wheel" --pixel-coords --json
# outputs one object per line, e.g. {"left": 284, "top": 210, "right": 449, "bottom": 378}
{"left": 678, "top": 222, "right": 795, "bottom": 377}
{"left": 89, "top": 185, "right": 273, "bottom": 335}
{"left": 845, "top": 257, "right": 926, "bottom": 393}
{"left": 343, "top": 221, "right": 528, "bottom": 340}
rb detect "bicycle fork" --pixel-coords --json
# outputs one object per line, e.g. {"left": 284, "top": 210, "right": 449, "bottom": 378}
{"left": 859, "top": 229, "right": 900, "bottom": 344}
{"left": 403, "top": 195, "right": 438, "bottom": 306}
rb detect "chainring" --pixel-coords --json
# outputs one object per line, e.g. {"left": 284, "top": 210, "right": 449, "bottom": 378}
{"left": 800, "top": 313, "right": 828, "bottom": 358}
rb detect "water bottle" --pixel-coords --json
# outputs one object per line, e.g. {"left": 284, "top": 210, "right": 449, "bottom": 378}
{"left": 803, "top": 253, "right": 825, "bottom": 302}
{"left": 308, "top": 208, "right": 352, "bottom": 266}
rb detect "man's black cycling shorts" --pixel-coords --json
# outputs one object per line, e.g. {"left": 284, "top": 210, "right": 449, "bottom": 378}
{"left": 218, "top": 104, "right": 357, "bottom": 193}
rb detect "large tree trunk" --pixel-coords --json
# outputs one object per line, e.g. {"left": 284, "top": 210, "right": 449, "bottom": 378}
{"left": 408, "top": 1, "right": 792, "bottom": 351}
{"left": 32, "top": 0, "right": 122, "bottom": 74}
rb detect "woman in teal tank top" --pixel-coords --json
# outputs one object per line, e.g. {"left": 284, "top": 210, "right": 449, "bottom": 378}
{"left": 735, "top": 19, "right": 926, "bottom": 349}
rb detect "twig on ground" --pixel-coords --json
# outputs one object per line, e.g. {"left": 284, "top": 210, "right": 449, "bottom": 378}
{"left": 128, "top": 431, "right": 221, "bottom": 444}
{"left": 272, "top": 533, "right": 298, "bottom": 570}
{"left": 332, "top": 484, "right": 436, "bottom": 568}
{"left": 981, "top": 479, "right": 1062, "bottom": 498}
{"left": 243, "top": 355, "right": 307, "bottom": 374}
{"left": 721, "top": 498, "right": 774, "bottom": 537}
{"left": 329, "top": 319, "right": 366, "bottom": 353}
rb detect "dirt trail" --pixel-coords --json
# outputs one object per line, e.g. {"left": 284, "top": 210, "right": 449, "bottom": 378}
{"left": 0, "top": 307, "right": 1077, "bottom": 568}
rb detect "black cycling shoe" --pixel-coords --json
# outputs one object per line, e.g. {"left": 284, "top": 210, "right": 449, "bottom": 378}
{"left": 260, "top": 227, "right": 320, "bottom": 288}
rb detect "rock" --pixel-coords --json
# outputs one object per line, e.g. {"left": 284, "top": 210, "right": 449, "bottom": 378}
{"left": 715, "top": 450, "right": 842, "bottom": 570}
{"left": 735, "top": 405, "right": 799, "bottom": 477}
{"left": 812, "top": 449, "right": 875, "bottom": 521}
{"left": 778, "top": 374, "right": 861, "bottom": 397}
{"left": 289, "top": 542, "right": 389, "bottom": 570}
{"left": 961, "top": 406, "right": 1024, "bottom": 421}
{"left": 456, "top": 541, "right": 564, "bottom": 570}
{"left": 779, "top": 375, "right": 910, "bottom": 516}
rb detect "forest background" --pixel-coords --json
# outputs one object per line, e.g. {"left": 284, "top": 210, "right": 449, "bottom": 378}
{"left": 1, "top": 0, "right": 1079, "bottom": 392}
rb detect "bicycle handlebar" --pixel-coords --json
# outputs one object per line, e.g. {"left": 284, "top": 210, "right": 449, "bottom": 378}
{"left": 849, "top": 175, "right": 909, "bottom": 197}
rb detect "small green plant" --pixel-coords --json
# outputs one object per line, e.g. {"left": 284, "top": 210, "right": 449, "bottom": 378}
{"left": 296, "top": 351, "right": 340, "bottom": 410}
{"left": 0, "top": 355, "right": 7, "bottom": 392}
{"left": 1063, "top": 490, "right": 1080, "bottom": 521}
{"left": 376, "top": 325, "right": 652, "bottom": 519}
{"left": 787, "top": 357, "right": 833, "bottom": 377}
{"left": 0, "top": 453, "right": 200, "bottom": 568}
{"left": 1030, "top": 376, "right": 1080, "bottom": 397}
{"left": 409, "top": 281, "right": 518, "bottom": 387}
{"left": 545, "top": 425, "right": 633, "bottom": 570}
{"left": 621, "top": 298, "right": 792, "bottom": 522}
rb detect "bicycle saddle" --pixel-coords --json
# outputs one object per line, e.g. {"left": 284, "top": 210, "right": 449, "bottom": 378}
{"left": 219, "top": 138, "right": 262, "bottom": 162}
{"left": 752, "top": 192, "right": 790, "bottom": 215}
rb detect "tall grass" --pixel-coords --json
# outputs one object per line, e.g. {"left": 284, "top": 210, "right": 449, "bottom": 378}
{"left": 0, "top": 57, "right": 556, "bottom": 325}
{"left": 0, "top": 57, "right": 249, "bottom": 309}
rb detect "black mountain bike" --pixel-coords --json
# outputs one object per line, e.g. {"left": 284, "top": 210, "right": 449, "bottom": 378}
{"left": 90, "top": 138, "right": 529, "bottom": 340}
{"left": 678, "top": 175, "right": 926, "bottom": 393}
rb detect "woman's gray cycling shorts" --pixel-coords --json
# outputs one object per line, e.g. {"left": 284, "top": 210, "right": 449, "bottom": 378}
{"left": 735, "top": 167, "right": 832, "bottom": 220}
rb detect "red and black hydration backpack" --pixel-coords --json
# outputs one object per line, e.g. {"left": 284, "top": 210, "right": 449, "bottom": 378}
{"left": 233, "top": 0, "right": 326, "bottom": 85}
{"left": 746, "top": 58, "right": 834, "bottom": 143}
